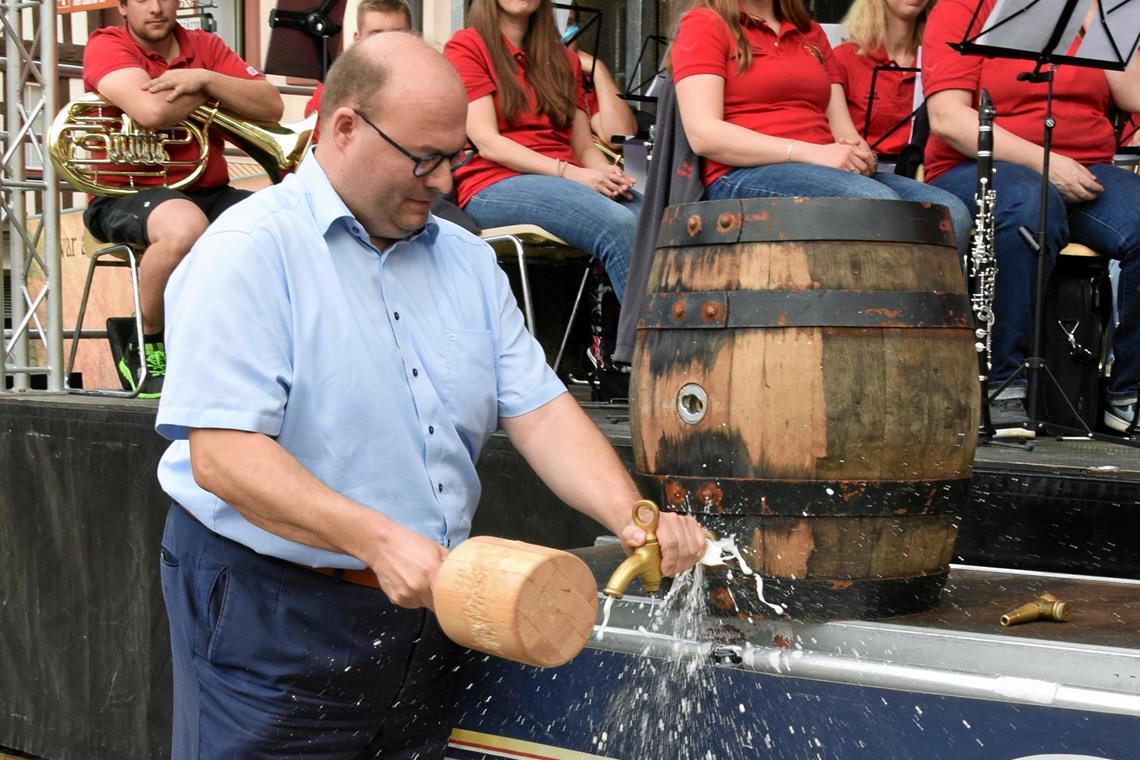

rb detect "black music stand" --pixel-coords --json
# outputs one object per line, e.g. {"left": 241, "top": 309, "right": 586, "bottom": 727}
{"left": 863, "top": 64, "right": 921, "bottom": 156}
{"left": 556, "top": 3, "right": 602, "bottom": 78}
{"left": 952, "top": 0, "right": 1140, "bottom": 445}
{"left": 265, "top": 0, "right": 347, "bottom": 81}
{"left": 626, "top": 34, "right": 670, "bottom": 102}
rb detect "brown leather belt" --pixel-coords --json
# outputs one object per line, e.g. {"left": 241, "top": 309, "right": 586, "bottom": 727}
{"left": 309, "top": 565, "right": 383, "bottom": 590}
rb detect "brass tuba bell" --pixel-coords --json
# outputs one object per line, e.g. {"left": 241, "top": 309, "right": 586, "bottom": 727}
{"left": 48, "top": 93, "right": 316, "bottom": 196}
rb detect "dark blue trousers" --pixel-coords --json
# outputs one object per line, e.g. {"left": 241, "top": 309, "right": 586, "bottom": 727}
{"left": 160, "top": 505, "right": 465, "bottom": 759}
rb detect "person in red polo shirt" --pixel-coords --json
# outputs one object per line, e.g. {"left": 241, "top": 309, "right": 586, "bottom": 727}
{"left": 835, "top": 0, "right": 931, "bottom": 157}
{"left": 443, "top": 0, "right": 640, "bottom": 308}
{"left": 303, "top": 0, "right": 414, "bottom": 121}
{"left": 923, "top": 0, "right": 1140, "bottom": 433}
{"left": 575, "top": 48, "right": 639, "bottom": 150}
{"left": 671, "top": 0, "right": 970, "bottom": 256}
{"left": 82, "top": 0, "right": 283, "bottom": 397}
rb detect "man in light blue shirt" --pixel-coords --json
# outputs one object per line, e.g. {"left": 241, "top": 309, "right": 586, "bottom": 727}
{"left": 154, "top": 32, "right": 704, "bottom": 758}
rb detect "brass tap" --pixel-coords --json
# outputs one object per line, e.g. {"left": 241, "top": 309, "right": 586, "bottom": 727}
{"left": 604, "top": 499, "right": 663, "bottom": 599}
{"left": 1000, "top": 592, "right": 1071, "bottom": 627}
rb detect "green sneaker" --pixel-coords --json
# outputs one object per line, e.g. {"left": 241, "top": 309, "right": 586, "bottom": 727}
{"left": 117, "top": 336, "right": 165, "bottom": 398}
{"left": 117, "top": 342, "right": 142, "bottom": 392}
{"left": 138, "top": 339, "right": 166, "bottom": 398}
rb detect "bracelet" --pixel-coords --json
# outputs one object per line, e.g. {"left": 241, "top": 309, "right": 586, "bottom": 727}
{"left": 785, "top": 140, "right": 795, "bottom": 163}
{"left": 557, "top": 159, "right": 568, "bottom": 177}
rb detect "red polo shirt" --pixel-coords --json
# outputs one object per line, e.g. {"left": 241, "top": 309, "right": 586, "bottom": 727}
{"left": 444, "top": 28, "right": 589, "bottom": 207}
{"left": 833, "top": 42, "right": 916, "bottom": 156}
{"left": 671, "top": 8, "right": 843, "bottom": 185}
{"left": 83, "top": 25, "right": 266, "bottom": 190}
{"left": 304, "top": 84, "right": 324, "bottom": 145}
{"left": 922, "top": 0, "right": 1115, "bottom": 182}
{"left": 305, "top": 84, "right": 324, "bottom": 118}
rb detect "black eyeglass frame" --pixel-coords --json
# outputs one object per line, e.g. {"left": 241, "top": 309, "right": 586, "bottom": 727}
{"left": 352, "top": 108, "right": 476, "bottom": 177}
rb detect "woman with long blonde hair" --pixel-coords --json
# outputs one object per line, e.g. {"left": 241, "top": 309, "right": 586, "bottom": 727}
{"left": 671, "top": 0, "right": 969, "bottom": 248}
{"left": 444, "top": 0, "right": 640, "bottom": 302}
{"left": 835, "top": 0, "right": 933, "bottom": 155}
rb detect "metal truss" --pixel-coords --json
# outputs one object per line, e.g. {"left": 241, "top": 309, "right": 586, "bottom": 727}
{"left": 2, "top": 0, "right": 61, "bottom": 392}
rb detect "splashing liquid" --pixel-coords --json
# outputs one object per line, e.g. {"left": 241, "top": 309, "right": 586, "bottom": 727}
{"left": 596, "top": 595, "right": 616, "bottom": 641}
{"left": 704, "top": 537, "right": 786, "bottom": 616}
{"left": 587, "top": 539, "right": 818, "bottom": 758}
{"left": 592, "top": 548, "right": 755, "bottom": 758}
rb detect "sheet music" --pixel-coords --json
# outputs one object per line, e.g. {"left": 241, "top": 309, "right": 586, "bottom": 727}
{"left": 554, "top": 6, "right": 570, "bottom": 34}
{"left": 1081, "top": 0, "right": 1140, "bottom": 65}
{"left": 976, "top": 0, "right": 1091, "bottom": 54}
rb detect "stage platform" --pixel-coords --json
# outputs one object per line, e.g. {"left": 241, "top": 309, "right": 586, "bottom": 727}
{"left": 1, "top": 393, "right": 1139, "bottom": 759}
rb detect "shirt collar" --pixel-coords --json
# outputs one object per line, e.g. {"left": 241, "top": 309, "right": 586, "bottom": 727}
{"left": 502, "top": 34, "right": 527, "bottom": 68}
{"left": 866, "top": 45, "right": 896, "bottom": 65}
{"left": 297, "top": 149, "right": 440, "bottom": 248}
{"left": 739, "top": 12, "right": 789, "bottom": 34}
{"left": 137, "top": 24, "right": 196, "bottom": 66}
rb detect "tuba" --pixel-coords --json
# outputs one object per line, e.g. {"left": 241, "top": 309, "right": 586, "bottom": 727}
{"left": 48, "top": 93, "right": 316, "bottom": 196}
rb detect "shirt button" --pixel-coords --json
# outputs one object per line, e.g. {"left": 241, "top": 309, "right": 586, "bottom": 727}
{"left": 412, "top": 368, "right": 419, "bottom": 377}
{"left": 394, "top": 311, "right": 400, "bottom": 320}
{"left": 428, "top": 425, "right": 435, "bottom": 435}
{"left": 438, "top": 483, "right": 443, "bottom": 493}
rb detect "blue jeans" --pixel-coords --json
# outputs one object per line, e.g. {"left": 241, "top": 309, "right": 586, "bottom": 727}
{"left": 707, "top": 164, "right": 973, "bottom": 259}
{"left": 160, "top": 505, "right": 465, "bottom": 759}
{"left": 933, "top": 161, "right": 1140, "bottom": 401}
{"left": 464, "top": 174, "right": 642, "bottom": 302}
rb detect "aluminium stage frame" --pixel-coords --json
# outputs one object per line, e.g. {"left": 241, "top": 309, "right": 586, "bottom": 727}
{"left": 1, "top": 0, "right": 61, "bottom": 393}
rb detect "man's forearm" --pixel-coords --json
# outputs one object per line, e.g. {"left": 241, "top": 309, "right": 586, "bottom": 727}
{"left": 187, "top": 428, "right": 395, "bottom": 563}
{"left": 206, "top": 75, "right": 284, "bottom": 123}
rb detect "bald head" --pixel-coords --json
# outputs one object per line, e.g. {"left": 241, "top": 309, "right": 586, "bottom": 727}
{"left": 318, "top": 32, "right": 465, "bottom": 140}
{"left": 313, "top": 32, "right": 468, "bottom": 246}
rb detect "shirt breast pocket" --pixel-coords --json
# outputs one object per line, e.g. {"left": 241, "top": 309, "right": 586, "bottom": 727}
{"left": 440, "top": 328, "right": 499, "bottom": 437}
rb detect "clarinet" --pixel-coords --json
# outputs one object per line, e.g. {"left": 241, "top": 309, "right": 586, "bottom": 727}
{"left": 971, "top": 89, "right": 998, "bottom": 436}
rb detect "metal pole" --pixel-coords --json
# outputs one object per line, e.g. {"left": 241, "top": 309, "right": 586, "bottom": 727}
{"left": 41, "top": 0, "right": 61, "bottom": 391}
{"left": 0, "top": 0, "right": 61, "bottom": 393}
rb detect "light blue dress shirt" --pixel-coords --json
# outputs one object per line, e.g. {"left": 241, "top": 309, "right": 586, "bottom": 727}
{"left": 156, "top": 153, "right": 566, "bottom": 568}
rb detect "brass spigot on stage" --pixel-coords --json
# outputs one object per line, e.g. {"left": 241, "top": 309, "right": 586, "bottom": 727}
{"left": 1000, "top": 592, "right": 1071, "bottom": 627}
{"left": 604, "top": 500, "right": 663, "bottom": 599}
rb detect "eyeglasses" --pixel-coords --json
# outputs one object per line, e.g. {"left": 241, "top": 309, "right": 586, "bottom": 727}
{"left": 353, "top": 108, "right": 477, "bottom": 177}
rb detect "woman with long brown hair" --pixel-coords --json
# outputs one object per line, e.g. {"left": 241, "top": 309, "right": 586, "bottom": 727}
{"left": 444, "top": 0, "right": 640, "bottom": 302}
{"left": 671, "top": 0, "right": 969, "bottom": 249}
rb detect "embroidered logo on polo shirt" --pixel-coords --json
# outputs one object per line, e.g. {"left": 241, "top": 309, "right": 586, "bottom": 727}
{"left": 246, "top": 65, "right": 260, "bottom": 77}
{"left": 803, "top": 44, "right": 824, "bottom": 64}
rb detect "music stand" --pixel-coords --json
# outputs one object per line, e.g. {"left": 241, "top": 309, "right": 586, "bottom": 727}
{"left": 863, "top": 64, "right": 922, "bottom": 156}
{"left": 952, "top": 0, "right": 1140, "bottom": 444}
{"left": 556, "top": 3, "right": 602, "bottom": 77}
{"left": 626, "top": 34, "right": 671, "bottom": 101}
{"left": 265, "top": 0, "right": 347, "bottom": 81}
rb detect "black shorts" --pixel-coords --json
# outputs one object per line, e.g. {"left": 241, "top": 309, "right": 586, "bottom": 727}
{"left": 83, "top": 185, "right": 252, "bottom": 248}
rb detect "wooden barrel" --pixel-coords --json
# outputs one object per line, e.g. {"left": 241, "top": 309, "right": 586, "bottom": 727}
{"left": 631, "top": 198, "right": 979, "bottom": 621}
{"left": 432, "top": 536, "right": 598, "bottom": 667}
